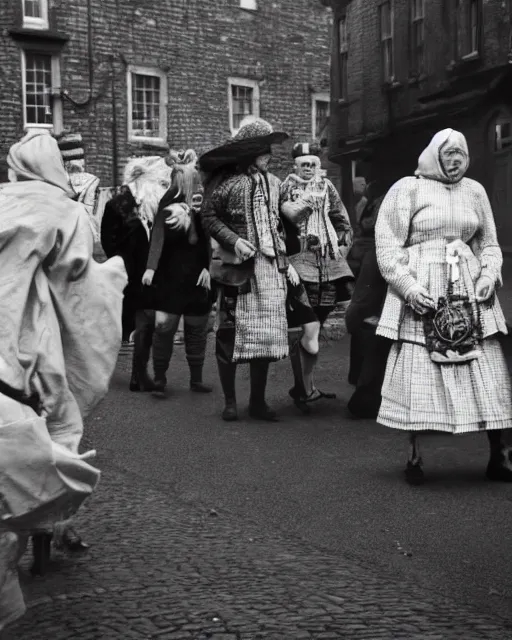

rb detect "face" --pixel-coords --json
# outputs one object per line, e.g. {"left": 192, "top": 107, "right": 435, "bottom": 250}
{"left": 295, "top": 155, "right": 320, "bottom": 181}
{"left": 440, "top": 144, "right": 467, "bottom": 181}
{"left": 254, "top": 153, "right": 271, "bottom": 172}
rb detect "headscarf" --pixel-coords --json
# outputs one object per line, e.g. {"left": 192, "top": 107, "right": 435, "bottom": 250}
{"left": 415, "top": 128, "right": 469, "bottom": 183}
{"left": 7, "top": 130, "right": 75, "bottom": 198}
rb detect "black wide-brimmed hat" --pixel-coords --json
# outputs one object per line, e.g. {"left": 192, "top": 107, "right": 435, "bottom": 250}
{"left": 199, "top": 117, "right": 289, "bottom": 172}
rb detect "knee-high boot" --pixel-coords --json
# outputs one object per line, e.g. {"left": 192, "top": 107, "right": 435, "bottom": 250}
{"left": 249, "top": 360, "right": 278, "bottom": 422}
{"left": 486, "top": 429, "right": 512, "bottom": 481}
{"left": 130, "top": 314, "right": 156, "bottom": 392}
{"left": 216, "top": 328, "right": 238, "bottom": 421}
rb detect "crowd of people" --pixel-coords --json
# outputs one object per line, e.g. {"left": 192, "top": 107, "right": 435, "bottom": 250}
{"left": 1, "top": 118, "right": 512, "bottom": 631}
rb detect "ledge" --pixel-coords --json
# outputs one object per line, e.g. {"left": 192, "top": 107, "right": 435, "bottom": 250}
{"left": 9, "top": 27, "right": 69, "bottom": 45}
{"left": 382, "top": 80, "right": 403, "bottom": 93}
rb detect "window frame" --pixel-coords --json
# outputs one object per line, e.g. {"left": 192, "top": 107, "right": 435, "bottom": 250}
{"left": 311, "top": 92, "right": 330, "bottom": 140}
{"left": 456, "top": 0, "right": 482, "bottom": 60}
{"left": 338, "top": 15, "right": 348, "bottom": 100}
{"left": 379, "top": 0, "right": 395, "bottom": 83}
{"left": 21, "top": 50, "right": 62, "bottom": 131}
{"left": 227, "top": 77, "right": 260, "bottom": 136}
{"left": 495, "top": 118, "right": 512, "bottom": 152}
{"left": 409, "top": 0, "right": 425, "bottom": 76}
{"left": 22, "top": 0, "right": 49, "bottom": 30}
{"left": 126, "top": 65, "right": 168, "bottom": 145}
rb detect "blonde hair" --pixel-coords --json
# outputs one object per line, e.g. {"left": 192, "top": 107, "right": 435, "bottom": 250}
{"left": 166, "top": 149, "right": 200, "bottom": 205}
{"left": 122, "top": 155, "right": 172, "bottom": 225}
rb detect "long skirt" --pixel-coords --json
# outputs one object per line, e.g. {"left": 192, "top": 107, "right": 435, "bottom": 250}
{"left": 378, "top": 338, "right": 512, "bottom": 433}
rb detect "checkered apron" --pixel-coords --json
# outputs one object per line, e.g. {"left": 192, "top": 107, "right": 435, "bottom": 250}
{"left": 232, "top": 175, "right": 288, "bottom": 362}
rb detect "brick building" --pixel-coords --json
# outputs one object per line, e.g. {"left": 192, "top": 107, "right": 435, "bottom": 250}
{"left": 0, "top": 0, "right": 336, "bottom": 187}
{"left": 325, "top": 0, "right": 512, "bottom": 249}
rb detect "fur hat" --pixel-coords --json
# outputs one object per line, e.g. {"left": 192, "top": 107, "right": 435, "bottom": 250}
{"left": 199, "top": 116, "right": 288, "bottom": 172}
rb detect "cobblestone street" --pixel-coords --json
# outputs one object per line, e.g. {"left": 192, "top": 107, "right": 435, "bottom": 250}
{"left": 3, "top": 335, "right": 512, "bottom": 639}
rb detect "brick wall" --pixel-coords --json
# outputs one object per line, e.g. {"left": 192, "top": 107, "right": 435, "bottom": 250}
{"left": 0, "top": 0, "right": 333, "bottom": 185}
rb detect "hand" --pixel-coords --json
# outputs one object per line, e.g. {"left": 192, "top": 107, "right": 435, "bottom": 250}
{"left": 287, "top": 264, "right": 300, "bottom": 286}
{"left": 234, "top": 238, "right": 257, "bottom": 261}
{"left": 406, "top": 285, "right": 436, "bottom": 315}
{"left": 164, "top": 204, "right": 191, "bottom": 232}
{"left": 475, "top": 275, "right": 495, "bottom": 302}
{"left": 142, "top": 269, "right": 155, "bottom": 286}
{"left": 197, "top": 268, "right": 211, "bottom": 290}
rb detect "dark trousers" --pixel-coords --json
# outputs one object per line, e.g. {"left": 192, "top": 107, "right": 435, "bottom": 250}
{"left": 215, "top": 327, "right": 272, "bottom": 407}
{"left": 347, "top": 324, "right": 392, "bottom": 419}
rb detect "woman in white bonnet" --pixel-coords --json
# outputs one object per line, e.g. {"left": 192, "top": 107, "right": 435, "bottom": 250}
{"left": 375, "top": 128, "right": 512, "bottom": 485}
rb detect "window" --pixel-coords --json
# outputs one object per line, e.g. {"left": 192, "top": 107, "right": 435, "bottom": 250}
{"left": 380, "top": 1, "right": 394, "bottom": 82}
{"left": 240, "top": 0, "right": 257, "bottom": 9}
{"left": 410, "top": 0, "right": 425, "bottom": 75}
{"left": 495, "top": 119, "right": 512, "bottom": 152}
{"left": 22, "top": 52, "right": 61, "bottom": 129}
{"left": 22, "top": 0, "right": 49, "bottom": 30}
{"left": 312, "top": 93, "right": 330, "bottom": 140}
{"left": 228, "top": 78, "right": 260, "bottom": 134}
{"left": 127, "top": 66, "right": 168, "bottom": 144}
{"left": 456, "top": 0, "right": 481, "bottom": 59}
{"left": 339, "top": 16, "right": 348, "bottom": 99}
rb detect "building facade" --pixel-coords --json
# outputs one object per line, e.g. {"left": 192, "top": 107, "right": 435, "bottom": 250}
{"left": 0, "top": 0, "right": 335, "bottom": 187}
{"left": 326, "top": 0, "right": 512, "bottom": 249}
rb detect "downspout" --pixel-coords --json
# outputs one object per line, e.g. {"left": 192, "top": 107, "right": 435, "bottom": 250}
{"left": 61, "top": 0, "right": 94, "bottom": 107}
{"left": 111, "top": 58, "right": 118, "bottom": 188}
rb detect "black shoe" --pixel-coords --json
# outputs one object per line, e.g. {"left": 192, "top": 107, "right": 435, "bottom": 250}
{"left": 288, "top": 387, "right": 311, "bottom": 415}
{"left": 404, "top": 460, "right": 425, "bottom": 486}
{"left": 130, "top": 373, "right": 156, "bottom": 392}
{"left": 248, "top": 404, "right": 279, "bottom": 422}
{"left": 190, "top": 381, "right": 213, "bottom": 393}
{"left": 486, "top": 461, "right": 512, "bottom": 482}
{"left": 151, "top": 379, "right": 167, "bottom": 399}
{"left": 222, "top": 401, "right": 238, "bottom": 421}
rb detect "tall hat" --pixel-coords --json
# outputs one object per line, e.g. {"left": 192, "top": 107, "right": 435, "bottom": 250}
{"left": 292, "top": 141, "right": 321, "bottom": 160}
{"left": 199, "top": 117, "right": 288, "bottom": 172}
{"left": 55, "top": 132, "right": 85, "bottom": 163}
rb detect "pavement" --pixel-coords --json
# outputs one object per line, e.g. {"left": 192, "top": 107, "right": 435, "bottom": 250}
{"left": 4, "top": 329, "right": 512, "bottom": 639}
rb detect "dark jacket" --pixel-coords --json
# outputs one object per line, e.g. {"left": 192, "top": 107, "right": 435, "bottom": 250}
{"left": 202, "top": 170, "right": 287, "bottom": 287}
{"left": 146, "top": 186, "right": 212, "bottom": 313}
{"left": 100, "top": 186, "right": 154, "bottom": 312}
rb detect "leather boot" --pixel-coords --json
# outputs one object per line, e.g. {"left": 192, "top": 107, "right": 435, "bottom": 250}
{"left": 486, "top": 429, "right": 512, "bottom": 481}
{"left": 130, "top": 321, "right": 155, "bottom": 392}
{"left": 249, "top": 361, "right": 278, "bottom": 422}
{"left": 288, "top": 332, "right": 310, "bottom": 415}
{"left": 217, "top": 360, "right": 237, "bottom": 421}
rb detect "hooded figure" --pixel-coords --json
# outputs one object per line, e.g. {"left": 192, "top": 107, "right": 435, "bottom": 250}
{"left": 0, "top": 130, "right": 126, "bottom": 630}
{"left": 375, "top": 128, "right": 512, "bottom": 485}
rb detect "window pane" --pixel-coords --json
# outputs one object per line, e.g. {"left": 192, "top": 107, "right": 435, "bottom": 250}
{"left": 131, "top": 73, "right": 161, "bottom": 137}
{"left": 315, "top": 100, "right": 329, "bottom": 138}
{"left": 380, "top": 2, "right": 391, "bottom": 39}
{"left": 231, "top": 85, "right": 254, "bottom": 130}
{"left": 24, "top": 53, "right": 52, "bottom": 125}
{"left": 470, "top": 0, "right": 478, "bottom": 52}
{"left": 339, "top": 18, "right": 347, "bottom": 49}
{"left": 24, "top": 0, "right": 42, "bottom": 18}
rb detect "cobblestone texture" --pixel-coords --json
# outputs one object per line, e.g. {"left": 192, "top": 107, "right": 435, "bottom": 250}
{"left": 5, "top": 457, "right": 512, "bottom": 639}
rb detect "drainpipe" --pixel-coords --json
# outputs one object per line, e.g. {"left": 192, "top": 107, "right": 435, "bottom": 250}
{"left": 111, "top": 58, "right": 118, "bottom": 188}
